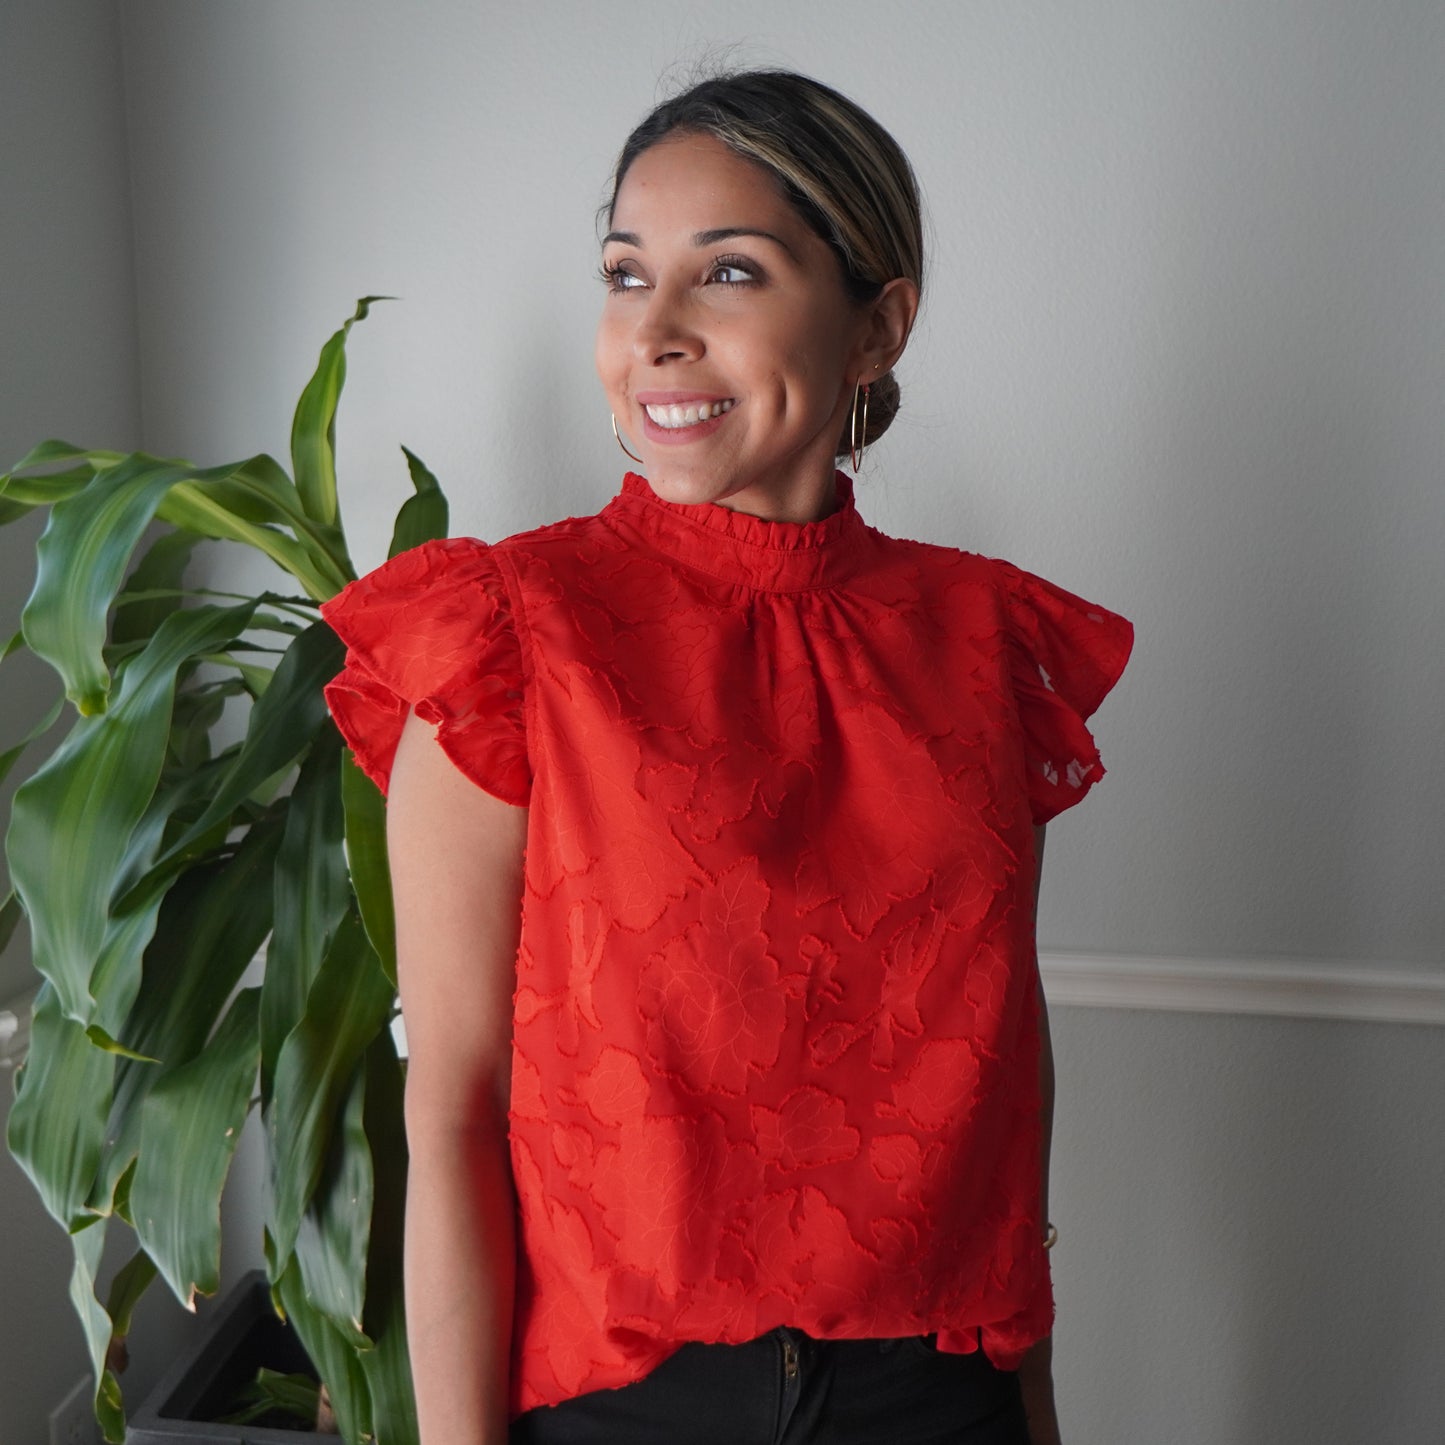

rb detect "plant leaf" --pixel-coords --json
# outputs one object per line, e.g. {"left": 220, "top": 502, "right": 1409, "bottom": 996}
{"left": 218, "top": 1369, "right": 323, "bottom": 1428}
{"left": 69, "top": 1220, "right": 127, "bottom": 1443}
{"left": 356, "top": 1031, "right": 418, "bottom": 1445}
{"left": 387, "top": 447, "right": 449, "bottom": 559}
{"left": 1, "top": 465, "right": 104, "bottom": 510}
{"left": 291, "top": 297, "right": 388, "bottom": 533}
{"left": 163, "top": 618, "right": 342, "bottom": 861}
{"left": 21, "top": 456, "right": 212, "bottom": 713}
{"left": 5, "top": 438, "right": 125, "bottom": 474}
{"left": 111, "top": 530, "right": 200, "bottom": 649}
{"left": 92, "top": 819, "right": 281, "bottom": 1213}
{"left": 132, "top": 988, "right": 260, "bottom": 1310}
{"left": 156, "top": 452, "right": 355, "bottom": 597}
{"left": 267, "top": 911, "right": 394, "bottom": 1264}
{"left": 6, "top": 986, "right": 115, "bottom": 1230}
{"left": 260, "top": 729, "right": 350, "bottom": 1103}
{"left": 7, "top": 602, "right": 256, "bottom": 1026}
{"left": 105, "top": 1248, "right": 159, "bottom": 1340}
{"left": 295, "top": 1056, "right": 372, "bottom": 1347}
{"left": 158, "top": 480, "right": 348, "bottom": 602}
{"left": 275, "top": 1256, "right": 372, "bottom": 1445}
{"left": 342, "top": 752, "right": 396, "bottom": 985}
{"left": 1, "top": 440, "right": 124, "bottom": 509}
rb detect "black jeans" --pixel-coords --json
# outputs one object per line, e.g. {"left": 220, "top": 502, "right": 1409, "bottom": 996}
{"left": 510, "top": 1329, "right": 1029, "bottom": 1445}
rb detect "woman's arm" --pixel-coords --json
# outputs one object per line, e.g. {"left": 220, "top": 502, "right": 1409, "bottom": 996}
{"left": 1017, "top": 823, "right": 1063, "bottom": 1445}
{"left": 387, "top": 710, "right": 528, "bottom": 1445}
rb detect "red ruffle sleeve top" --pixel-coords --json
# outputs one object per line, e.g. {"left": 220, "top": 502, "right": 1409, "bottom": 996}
{"left": 321, "top": 472, "right": 1132, "bottom": 1417}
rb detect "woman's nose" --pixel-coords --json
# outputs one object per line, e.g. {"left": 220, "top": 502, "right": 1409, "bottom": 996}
{"left": 632, "top": 286, "right": 704, "bottom": 365}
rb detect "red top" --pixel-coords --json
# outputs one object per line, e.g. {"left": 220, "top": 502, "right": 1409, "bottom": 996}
{"left": 322, "top": 473, "right": 1132, "bottom": 1416}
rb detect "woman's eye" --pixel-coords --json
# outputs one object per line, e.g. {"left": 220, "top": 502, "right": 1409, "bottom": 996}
{"left": 709, "top": 261, "right": 755, "bottom": 286}
{"left": 601, "top": 263, "right": 645, "bottom": 292}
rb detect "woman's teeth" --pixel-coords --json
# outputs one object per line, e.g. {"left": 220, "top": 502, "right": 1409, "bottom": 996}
{"left": 644, "top": 398, "right": 735, "bottom": 429}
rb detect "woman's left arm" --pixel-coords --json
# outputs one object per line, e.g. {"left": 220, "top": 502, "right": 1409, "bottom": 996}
{"left": 1017, "top": 824, "right": 1063, "bottom": 1445}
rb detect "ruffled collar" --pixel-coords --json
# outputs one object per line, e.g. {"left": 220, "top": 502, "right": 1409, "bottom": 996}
{"left": 602, "top": 471, "right": 870, "bottom": 592}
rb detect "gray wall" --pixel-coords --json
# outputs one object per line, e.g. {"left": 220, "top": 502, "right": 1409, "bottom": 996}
{"left": 3, "top": 3, "right": 1441, "bottom": 1443}
{"left": 0, "top": 4, "right": 145, "bottom": 1442}
{"left": 0, "top": 2, "right": 209, "bottom": 1439}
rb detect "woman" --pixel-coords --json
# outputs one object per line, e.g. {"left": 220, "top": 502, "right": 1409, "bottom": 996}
{"left": 323, "top": 70, "right": 1131, "bottom": 1445}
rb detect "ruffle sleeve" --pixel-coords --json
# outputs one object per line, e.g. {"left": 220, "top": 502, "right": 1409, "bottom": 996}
{"left": 320, "top": 537, "right": 530, "bottom": 805}
{"left": 998, "top": 562, "right": 1133, "bottom": 825}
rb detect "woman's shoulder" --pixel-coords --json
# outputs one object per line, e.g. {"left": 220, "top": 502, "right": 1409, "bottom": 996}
{"left": 865, "top": 525, "right": 1018, "bottom": 596}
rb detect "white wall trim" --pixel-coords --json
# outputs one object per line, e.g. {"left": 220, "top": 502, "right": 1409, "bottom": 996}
{"left": 1040, "top": 952, "right": 1445, "bottom": 1026}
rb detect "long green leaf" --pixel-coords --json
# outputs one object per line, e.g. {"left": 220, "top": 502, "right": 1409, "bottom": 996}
{"left": 111, "top": 531, "right": 200, "bottom": 649}
{"left": 295, "top": 1057, "right": 373, "bottom": 1346}
{"left": 163, "top": 619, "right": 342, "bottom": 860}
{"left": 261, "top": 729, "right": 349, "bottom": 1103}
{"left": 157, "top": 452, "right": 355, "bottom": 595}
{"left": 1, "top": 440, "right": 124, "bottom": 511}
{"left": 275, "top": 1256, "right": 372, "bottom": 1445}
{"left": 85, "top": 895, "right": 176, "bottom": 1050}
{"left": 158, "top": 482, "right": 347, "bottom": 601}
{"left": 85, "top": 749, "right": 264, "bottom": 1065}
{"left": 267, "top": 911, "right": 394, "bottom": 1264}
{"left": 132, "top": 989, "right": 260, "bottom": 1310}
{"left": 7, "top": 987, "right": 115, "bottom": 1229}
{"left": 341, "top": 752, "right": 396, "bottom": 984}
{"left": 7, "top": 603, "right": 256, "bottom": 1025}
{"left": 5, "top": 438, "right": 126, "bottom": 474}
{"left": 387, "top": 447, "right": 449, "bottom": 559}
{"left": 291, "top": 296, "right": 387, "bottom": 534}
{"left": 219, "top": 1369, "right": 323, "bottom": 1428}
{"left": 356, "top": 1032, "right": 417, "bottom": 1445}
{"left": 1, "top": 465, "right": 100, "bottom": 509}
{"left": 166, "top": 682, "right": 233, "bottom": 771}
{"left": 92, "top": 819, "right": 282, "bottom": 1212}
{"left": 106, "top": 741, "right": 251, "bottom": 920}
{"left": 105, "top": 1249, "right": 159, "bottom": 1341}
{"left": 69, "top": 1221, "right": 127, "bottom": 1443}
{"left": 22, "top": 456, "right": 210, "bottom": 713}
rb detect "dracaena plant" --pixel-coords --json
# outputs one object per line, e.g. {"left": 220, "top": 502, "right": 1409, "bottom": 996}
{"left": 1, "top": 301, "right": 440, "bottom": 1444}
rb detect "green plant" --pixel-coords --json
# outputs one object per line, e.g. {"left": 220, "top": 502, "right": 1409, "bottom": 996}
{"left": 1, "top": 301, "right": 441, "bottom": 1444}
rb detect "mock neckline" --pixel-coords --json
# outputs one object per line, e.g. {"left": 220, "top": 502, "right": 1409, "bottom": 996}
{"left": 602, "top": 471, "right": 869, "bottom": 592}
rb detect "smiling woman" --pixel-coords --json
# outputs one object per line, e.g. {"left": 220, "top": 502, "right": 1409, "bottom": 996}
{"left": 320, "top": 69, "right": 1132, "bottom": 1445}
{"left": 595, "top": 132, "right": 916, "bottom": 521}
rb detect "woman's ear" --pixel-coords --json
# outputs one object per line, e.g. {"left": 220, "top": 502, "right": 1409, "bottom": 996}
{"left": 858, "top": 277, "right": 920, "bottom": 378}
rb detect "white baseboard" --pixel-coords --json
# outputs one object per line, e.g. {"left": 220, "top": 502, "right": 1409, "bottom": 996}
{"left": 1040, "top": 952, "right": 1445, "bottom": 1026}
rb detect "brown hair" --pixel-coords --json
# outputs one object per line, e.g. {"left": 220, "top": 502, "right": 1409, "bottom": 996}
{"left": 607, "top": 71, "right": 923, "bottom": 458}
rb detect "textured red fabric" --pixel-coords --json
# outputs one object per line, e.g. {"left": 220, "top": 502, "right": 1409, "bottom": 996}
{"left": 322, "top": 473, "right": 1132, "bottom": 1417}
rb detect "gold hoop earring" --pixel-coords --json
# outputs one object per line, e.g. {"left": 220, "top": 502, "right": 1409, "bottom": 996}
{"left": 849, "top": 383, "right": 871, "bottom": 472}
{"left": 612, "top": 414, "right": 644, "bottom": 466}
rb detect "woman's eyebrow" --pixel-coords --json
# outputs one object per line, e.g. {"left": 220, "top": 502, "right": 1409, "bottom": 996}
{"left": 693, "top": 226, "right": 796, "bottom": 256}
{"left": 600, "top": 226, "right": 796, "bottom": 258}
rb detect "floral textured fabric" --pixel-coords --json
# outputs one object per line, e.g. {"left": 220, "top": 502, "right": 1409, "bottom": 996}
{"left": 322, "top": 473, "right": 1132, "bottom": 1418}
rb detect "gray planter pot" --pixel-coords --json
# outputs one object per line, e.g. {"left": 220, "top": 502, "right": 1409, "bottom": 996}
{"left": 126, "top": 1271, "right": 330, "bottom": 1443}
